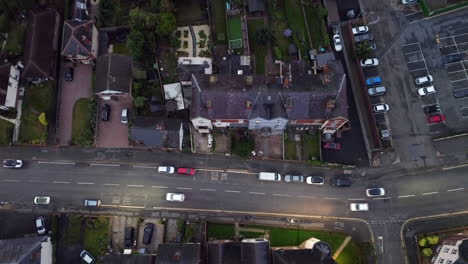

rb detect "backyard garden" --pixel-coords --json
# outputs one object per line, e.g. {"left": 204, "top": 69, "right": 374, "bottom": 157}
{"left": 247, "top": 19, "right": 267, "bottom": 74}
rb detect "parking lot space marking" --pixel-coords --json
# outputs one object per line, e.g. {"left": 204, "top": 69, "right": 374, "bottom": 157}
{"left": 28, "top": 180, "right": 48, "bottom": 183}
{"left": 409, "top": 67, "right": 428, "bottom": 72}
{"left": 3, "top": 179, "right": 20, "bottom": 182}
{"left": 373, "top": 197, "right": 391, "bottom": 200}
{"left": 398, "top": 194, "right": 415, "bottom": 198}
{"left": 225, "top": 190, "right": 241, "bottom": 193}
{"left": 249, "top": 192, "right": 265, "bottom": 195}
{"left": 447, "top": 188, "right": 464, "bottom": 192}
{"left": 422, "top": 191, "right": 439, "bottom": 195}
{"left": 439, "top": 32, "right": 468, "bottom": 40}
{"left": 133, "top": 165, "right": 157, "bottom": 169}
{"left": 402, "top": 42, "right": 420, "bottom": 47}
{"left": 347, "top": 198, "right": 366, "bottom": 201}
{"left": 297, "top": 195, "right": 315, "bottom": 199}
{"left": 323, "top": 197, "right": 340, "bottom": 200}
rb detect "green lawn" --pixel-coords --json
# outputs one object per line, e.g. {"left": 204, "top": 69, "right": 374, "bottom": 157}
{"left": 240, "top": 231, "right": 264, "bottom": 239}
{"left": 227, "top": 15, "right": 242, "bottom": 49}
{"left": 212, "top": 0, "right": 227, "bottom": 43}
{"left": 18, "top": 81, "right": 55, "bottom": 144}
{"left": 284, "top": 0, "right": 309, "bottom": 54}
{"left": 267, "top": 0, "right": 289, "bottom": 60}
{"left": 84, "top": 216, "right": 110, "bottom": 256}
{"left": 65, "top": 215, "right": 83, "bottom": 246}
{"left": 0, "top": 119, "right": 14, "bottom": 144}
{"left": 5, "top": 23, "right": 26, "bottom": 57}
{"left": 112, "top": 42, "right": 130, "bottom": 54}
{"left": 305, "top": 2, "right": 329, "bottom": 48}
{"left": 207, "top": 223, "right": 236, "bottom": 240}
{"left": 72, "top": 98, "right": 93, "bottom": 146}
{"left": 302, "top": 134, "right": 320, "bottom": 161}
{"left": 336, "top": 240, "right": 365, "bottom": 263}
{"left": 247, "top": 19, "right": 266, "bottom": 74}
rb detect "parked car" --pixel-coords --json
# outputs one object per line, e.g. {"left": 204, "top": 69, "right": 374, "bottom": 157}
{"left": 3, "top": 159, "right": 23, "bottom": 168}
{"left": 284, "top": 175, "right": 305, "bottom": 183}
{"left": 417, "top": 86, "right": 436, "bottom": 96}
{"left": 166, "top": 193, "right": 185, "bottom": 202}
{"left": 36, "top": 216, "right": 46, "bottom": 235}
{"left": 366, "top": 188, "right": 386, "bottom": 197}
{"left": 350, "top": 203, "right": 369, "bottom": 211}
{"left": 124, "top": 227, "right": 135, "bottom": 247}
{"left": 354, "top": 33, "right": 374, "bottom": 43}
{"left": 423, "top": 104, "right": 440, "bottom": 114}
{"left": 84, "top": 199, "right": 101, "bottom": 207}
{"left": 373, "top": 104, "right": 390, "bottom": 113}
{"left": 402, "top": 0, "right": 418, "bottom": 4}
{"left": 177, "top": 167, "right": 196, "bottom": 176}
{"left": 158, "top": 166, "right": 175, "bottom": 174}
{"left": 361, "top": 58, "right": 379, "bottom": 67}
{"left": 102, "top": 104, "right": 111, "bottom": 121}
{"left": 306, "top": 176, "right": 324, "bottom": 185}
{"left": 80, "top": 250, "right": 95, "bottom": 264}
{"left": 366, "top": 76, "right": 382, "bottom": 86}
{"left": 442, "top": 53, "right": 463, "bottom": 64}
{"left": 323, "top": 142, "right": 341, "bottom": 150}
{"left": 415, "top": 75, "right": 433, "bottom": 85}
{"left": 121, "top": 108, "right": 128, "bottom": 124}
{"left": 333, "top": 34, "right": 342, "bottom": 51}
{"left": 331, "top": 178, "right": 352, "bottom": 187}
{"left": 428, "top": 114, "right": 445, "bottom": 124}
{"left": 368, "top": 86, "right": 386, "bottom": 96}
{"left": 64, "top": 67, "right": 74, "bottom": 81}
{"left": 352, "top": 26, "right": 369, "bottom": 35}
{"left": 142, "top": 223, "right": 154, "bottom": 245}
{"left": 34, "top": 196, "right": 50, "bottom": 205}
{"left": 454, "top": 88, "right": 468, "bottom": 99}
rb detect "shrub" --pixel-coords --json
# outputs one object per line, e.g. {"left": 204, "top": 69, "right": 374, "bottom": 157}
{"left": 418, "top": 238, "right": 428, "bottom": 247}
{"left": 38, "top": 113, "right": 48, "bottom": 126}
{"left": 427, "top": 235, "right": 439, "bottom": 245}
{"left": 273, "top": 46, "right": 283, "bottom": 60}
{"left": 421, "top": 247, "right": 433, "bottom": 257}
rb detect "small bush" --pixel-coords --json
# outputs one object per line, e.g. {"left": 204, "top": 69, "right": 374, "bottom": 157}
{"left": 38, "top": 113, "right": 48, "bottom": 126}
{"left": 273, "top": 46, "right": 283, "bottom": 60}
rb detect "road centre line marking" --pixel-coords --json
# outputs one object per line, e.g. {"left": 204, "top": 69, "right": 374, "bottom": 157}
{"left": 422, "top": 191, "right": 439, "bottom": 195}
{"left": 200, "top": 188, "right": 216, "bottom": 192}
{"left": 249, "top": 192, "right": 265, "bottom": 195}
{"left": 152, "top": 185, "right": 168, "bottom": 189}
{"left": 373, "top": 197, "right": 391, "bottom": 200}
{"left": 53, "top": 181, "right": 70, "bottom": 184}
{"left": 447, "top": 188, "right": 464, "bottom": 192}
{"left": 90, "top": 163, "right": 120, "bottom": 167}
{"left": 128, "top": 185, "right": 144, "bottom": 188}
{"left": 101, "top": 204, "right": 145, "bottom": 209}
{"left": 442, "top": 163, "right": 468, "bottom": 170}
{"left": 197, "top": 168, "right": 225, "bottom": 172}
{"left": 225, "top": 190, "right": 241, "bottom": 193}
{"left": 28, "top": 180, "right": 48, "bottom": 183}
{"left": 323, "top": 197, "right": 340, "bottom": 200}
{"left": 298, "top": 195, "right": 315, "bottom": 199}
{"left": 348, "top": 198, "right": 366, "bottom": 201}
{"left": 77, "top": 182, "right": 95, "bottom": 185}
{"left": 398, "top": 195, "right": 415, "bottom": 198}
{"left": 3, "top": 179, "right": 20, "bottom": 182}
{"left": 133, "top": 165, "right": 157, "bottom": 169}
{"left": 38, "top": 161, "right": 75, "bottom": 165}
{"left": 273, "top": 194, "right": 291, "bottom": 197}
{"left": 104, "top": 183, "right": 120, "bottom": 186}
{"left": 176, "top": 187, "right": 192, "bottom": 190}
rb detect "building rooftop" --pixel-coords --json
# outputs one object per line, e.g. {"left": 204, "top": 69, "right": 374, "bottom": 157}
{"left": 0, "top": 236, "right": 49, "bottom": 264}
{"left": 62, "top": 20, "right": 94, "bottom": 58}
{"left": 95, "top": 54, "right": 132, "bottom": 93}
{"left": 156, "top": 243, "right": 202, "bottom": 264}
{"left": 207, "top": 239, "right": 271, "bottom": 264}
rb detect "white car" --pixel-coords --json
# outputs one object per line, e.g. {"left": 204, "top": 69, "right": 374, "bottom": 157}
{"left": 418, "top": 86, "right": 436, "bottom": 96}
{"left": 373, "top": 104, "right": 390, "bottom": 113}
{"left": 80, "top": 250, "right": 95, "bottom": 264}
{"left": 361, "top": 58, "right": 379, "bottom": 67}
{"left": 352, "top": 26, "right": 369, "bottom": 35}
{"left": 158, "top": 166, "right": 175, "bottom": 174}
{"left": 402, "top": 0, "right": 418, "bottom": 4}
{"left": 366, "top": 188, "right": 386, "bottom": 197}
{"left": 350, "top": 203, "right": 369, "bottom": 211}
{"left": 166, "top": 193, "right": 185, "bottom": 202}
{"left": 36, "top": 216, "right": 46, "bottom": 235}
{"left": 3, "top": 159, "right": 23, "bottom": 168}
{"left": 34, "top": 196, "right": 50, "bottom": 205}
{"left": 333, "top": 34, "right": 342, "bottom": 51}
{"left": 415, "top": 75, "right": 433, "bottom": 85}
{"left": 306, "top": 176, "right": 324, "bottom": 185}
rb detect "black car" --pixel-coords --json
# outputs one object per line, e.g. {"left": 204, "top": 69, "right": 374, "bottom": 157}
{"left": 454, "top": 88, "right": 468, "bottom": 99}
{"left": 64, "top": 67, "right": 74, "bottom": 81}
{"left": 102, "top": 104, "right": 111, "bottom": 121}
{"left": 142, "top": 223, "right": 154, "bottom": 245}
{"left": 124, "top": 227, "right": 134, "bottom": 247}
{"left": 423, "top": 104, "right": 440, "bottom": 114}
{"left": 442, "top": 53, "right": 463, "bottom": 64}
{"left": 330, "top": 178, "right": 352, "bottom": 187}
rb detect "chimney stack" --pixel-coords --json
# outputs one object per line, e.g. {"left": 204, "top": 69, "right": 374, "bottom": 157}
{"left": 246, "top": 100, "right": 252, "bottom": 109}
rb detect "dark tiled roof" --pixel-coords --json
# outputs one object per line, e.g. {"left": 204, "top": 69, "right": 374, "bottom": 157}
{"left": 22, "top": 8, "right": 60, "bottom": 80}
{"left": 62, "top": 20, "right": 94, "bottom": 58}
{"left": 248, "top": 0, "right": 265, "bottom": 12}
{"left": 156, "top": 243, "right": 202, "bottom": 264}
{"left": 96, "top": 54, "right": 132, "bottom": 93}
{"left": 0, "top": 63, "right": 11, "bottom": 105}
{"left": 73, "top": 0, "right": 89, "bottom": 21}
{"left": 272, "top": 242, "right": 336, "bottom": 264}
{"left": 101, "top": 254, "right": 156, "bottom": 264}
{"left": 130, "top": 117, "right": 183, "bottom": 148}
{"left": 0, "top": 236, "right": 47, "bottom": 264}
{"left": 207, "top": 240, "right": 271, "bottom": 264}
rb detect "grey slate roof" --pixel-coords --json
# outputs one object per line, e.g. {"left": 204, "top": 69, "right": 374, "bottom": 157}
{"left": 207, "top": 240, "right": 271, "bottom": 264}
{"left": 130, "top": 117, "right": 183, "bottom": 148}
{"left": 248, "top": 0, "right": 265, "bottom": 12}
{"left": 272, "top": 242, "right": 336, "bottom": 264}
{"left": 0, "top": 236, "right": 47, "bottom": 264}
{"left": 156, "top": 243, "right": 202, "bottom": 264}
{"left": 0, "top": 63, "right": 11, "bottom": 105}
{"left": 96, "top": 54, "right": 132, "bottom": 93}
{"left": 62, "top": 20, "right": 94, "bottom": 58}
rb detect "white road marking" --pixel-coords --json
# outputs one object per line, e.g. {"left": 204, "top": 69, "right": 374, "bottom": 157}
{"left": 226, "top": 169, "right": 258, "bottom": 175}
{"left": 402, "top": 42, "right": 419, "bottom": 47}
{"left": 176, "top": 187, "right": 192, "bottom": 190}
{"left": 323, "top": 197, "right": 339, "bottom": 200}
{"left": 373, "top": 197, "right": 391, "bottom": 200}
{"left": 127, "top": 185, "right": 144, "bottom": 188}
{"left": 450, "top": 78, "right": 468, "bottom": 83}
{"left": 398, "top": 194, "right": 415, "bottom": 198}
{"left": 200, "top": 188, "right": 216, "bottom": 192}
{"left": 225, "top": 190, "right": 241, "bottom": 193}
{"left": 298, "top": 195, "right": 315, "bottom": 199}
{"left": 439, "top": 32, "right": 468, "bottom": 39}
{"left": 53, "top": 181, "right": 70, "bottom": 184}
{"left": 197, "top": 168, "right": 225, "bottom": 172}
{"left": 447, "top": 188, "right": 464, "bottom": 192}
{"left": 104, "top": 183, "right": 120, "bottom": 186}
{"left": 273, "top": 194, "right": 291, "bottom": 197}
{"left": 101, "top": 204, "right": 145, "bottom": 209}
{"left": 249, "top": 192, "right": 265, "bottom": 195}
{"left": 133, "top": 165, "right": 157, "bottom": 169}
{"left": 409, "top": 67, "right": 428, "bottom": 72}
{"left": 90, "top": 163, "right": 119, "bottom": 167}
{"left": 442, "top": 163, "right": 468, "bottom": 170}
{"left": 422, "top": 191, "right": 439, "bottom": 195}
{"left": 38, "top": 161, "right": 75, "bottom": 165}
{"left": 404, "top": 50, "right": 422, "bottom": 55}
{"left": 152, "top": 185, "right": 168, "bottom": 189}
{"left": 348, "top": 198, "right": 366, "bottom": 201}
{"left": 3, "top": 179, "right": 20, "bottom": 182}
{"left": 405, "top": 10, "right": 422, "bottom": 16}
{"left": 77, "top": 182, "right": 95, "bottom": 185}
{"left": 28, "top": 180, "right": 48, "bottom": 183}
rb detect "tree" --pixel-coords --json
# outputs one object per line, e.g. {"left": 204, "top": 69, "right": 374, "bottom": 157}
{"left": 133, "top": 96, "right": 146, "bottom": 109}
{"left": 427, "top": 236, "right": 439, "bottom": 245}
{"left": 418, "top": 237, "right": 428, "bottom": 247}
{"left": 355, "top": 41, "right": 372, "bottom": 59}
{"left": 155, "top": 13, "right": 176, "bottom": 37}
{"left": 421, "top": 247, "right": 433, "bottom": 257}
{"left": 99, "top": 0, "right": 118, "bottom": 27}
{"left": 253, "top": 28, "right": 275, "bottom": 46}
{"left": 159, "top": 0, "right": 175, "bottom": 12}
{"left": 0, "top": 14, "right": 9, "bottom": 33}
{"left": 126, "top": 30, "right": 146, "bottom": 63}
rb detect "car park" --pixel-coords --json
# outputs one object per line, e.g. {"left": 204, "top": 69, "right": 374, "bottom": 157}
{"left": 142, "top": 223, "right": 154, "bottom": 245}
{"left": 373, "top": 104, "right": 390, "bottom": 113}
{"left": 415, "top": 75, "right": 433, "bottom": 85}
{"left": 366, "top": 76, "right": 382, "bottom": 86}
{"left": 350, "top": 203, "right": 369, "bottom": 211}
{"left": 454, "top": 88, "right": 468, "bottom": 99}
{"left": 368, "top": 86, "right": 386, "bottom": 96}
{"left": 352, "top": 26, "right": 369, "bottom": 35}
{"left": 366, "top": 188, "right": 386, "bottom": 197}
{"left": 360, "top": 58, "right": 379, "bottom": 67}
{"left": 428, "top": 114, "right": 445, "bottom": 124}
{"left": 34, "top": 196, "right": 50, "bottom": 205}
{"left": 36, "top": 216, "right": 46, "bottom": 235}
{"left": 423, "top": 104, "right": 440, "bottom": 114}
{"left": 84, "top": 199, "right": 101, "bottom": 207}
{"left": 166, "top": 193, "right": 185, "bottom": 202}
{"left": 323, "top": 142, "right": 341, "bottom": 150}
{"left": 306, "top": 176, "right": 324, "bottom": 185}
{"left": 333, "top": 34, "right": 342, "bottom": 51}
{"left": 102, "top": 104, "right": 111, "bottom": 121}
{"left": 121, "top": 108, "right": 128, "bottom": 124}
{"left": 64, "top": 67, "right": 74, "bottom": 81}
{"left": 417, "top": 86, "right": 436, "bottom": 96}
{"left": 158, "top": 166, "right": 175, "bottom": 174}
{"left": 124, "top": 227, "right": 135, "bottom": 247}
{"left": 3, "top": 159, "right": 23, "bottom": 168}
{"left": 284, "top": 175, "right": 305, "bottom": 183}
{"left": 354, "top": 33, "right": 373, "bottom": 43}
{"left": 177, "top": 167, "right": 196, "bottom": 175}
{"left": 331, "top": 178, "right": 352, "bottom": 187}
{"left": 442, "top": 53, "right": 463, "bottom": 64}
{"left": 80, "top": 250, "right": 95, "bottom": 264}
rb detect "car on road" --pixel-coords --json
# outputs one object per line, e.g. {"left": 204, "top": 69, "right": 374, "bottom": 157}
{"left": 366, "top": 187, "right": 386, "bottom": 197}
{"left": 415, "top": 75, "right": 433, "bottom": 85}
{"left": 366, "top": 76, "right": 382, "bottom": 86}
{"left": 80, "top": 250, "right": 95, "bottom": 264}
{"left": 34, "top": 196, "right": 50, "bottom": 205}
{"left": 124, "top": 227, "right": 135, "bottom": 247}
{"left": 36, "top": 216, "right": 46, "bottom": 235}
{"left": 284, "top": 175, "right": 304, "bottom": 183}
{"left": 177, "top": 167, "right": 196, "bottom": 176}
{"left": 323, "top": 142, "right": 341, "bottom": 150}
{"left": 373, "top": 104, "right": 390, "bottom": 113}
{"left": 442, "top": 53, "right": 463, "bottom": 64}
{"left": 102, "top": 104, "right": 111, "bottom": 121}
{"left": 417, "top": 86, "right": 436, "bottom": 96}
{"left": 368, "top": 86, "right": 386, "bottom": 96}
{"left": 142, "top": 223, "right": 154, "bottom": 245}
{"left": 361, "top": 58, "right": 379, "bottom": 67}
{"left": 354, "top": 33, "right": 373, "bottom": 43}
{"left": 428, "top": 114, "right": 445, "bottom": 124}
{"left": 84, "top": 199, "right": 101, "bottom": 207}
{"left": 454, "top": 88, "right": 468, "bottom": 99}
{"left": 423, "top": 104, "right": 440, "bottom": 114}
{"left": 306, "top": 176, "right": 324, "bottom": 185}
{"left": 166, "top": 193, "right": 185, "bottom": 202}
{"left": 331, "top": 178, "right": 352, "bottom": 187}
{"left": 333, "top": 34, "right": 342, "bottom": 51}
{"left": 352, "top": 26, "right": 369, "bottom": 35}
{"left": 350, "top": 203, "right": 369, "bottom": 211}
{"left": 3, "top": 159, "right": 23, "bottom": 168}
{"left": 158, "top": 166, "right": 175, "bottom": 174}
{"left": 64, "top": 67, "right": 74, "bottom": 81}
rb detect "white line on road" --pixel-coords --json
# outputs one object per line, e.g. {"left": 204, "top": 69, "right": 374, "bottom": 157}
{"left": 226, "top": 170, "right": 258, "bottom": 175}
{"left": 443, "top": 163, "right": 468, "bottom": 170}
{"left": 403, "top": 50, "right": 422, "bottom": 55}
{"left": 402, "top": 42, "right": 420, "bottom": 47}
{"left": 28, "top": 180, "right": 48, "bottom": 183}
{"left": 104, "top": 183, "right": 120, "bottom": 186}
{"left": 273, "top": 194, "right": 291, "bottom": 197}
{"left": 38, "top": 161, "right": 75, "bottom": 165}
{"left": 225, "top": 190, "right": 241, "bottom": 193}
{"left": 323, "top": 197, "right": 340, "bottom": 200}
{"left": 176, "top": 187, "right": 193, "bottom": 190}
{"left": 3, "top": 179, "right": 20, "bottom": 182}
{"left": 347, "top": 198, "right": 366, "bottom": 201}
{"left": 152, "top": 185, "right": 168, "bottom": 189}
{"left": 90, "top": 163, "right": 120, "bottom": 167}
{"left": 298, "top": 195, "right": 315, "bottom": 199}
{"left": 127, "top": 185, "right": 144, "bottom": 188}
{"left": 200, "top": 188, "right": 216, "bottom": 192}
{"left": 398, "top": 194, "right": 415, "bottom": 198}
{"left": 133, "top": 165, "right": 157, "bottom": 169}
{"left": 249, "top": 192, "right": 265, "bottom": 195}
{"left": 447, "top": 188, "right": 464, "bottom": 192}
{"left": 77, "top": 182, "right": 95, "bottom": 185}
{"left": 53, "top": 181, "right": 70, "bottom": 184}
{"left": 101, "top": 204, "right": 145, "bottom": 209}
{"left": 405, "top": 10, "right": 422, "bottom": 16}
{"left": 409, "top": 67, "right": 428, "bottom": 72}
{"left": 197, "top": 168, "right": 225, "bottom": 173}
{"left": 373, "top": 197, "right": 391, "bottom": 200}
{"left": 422, "top": 191, "right": 439, "bottom": 195}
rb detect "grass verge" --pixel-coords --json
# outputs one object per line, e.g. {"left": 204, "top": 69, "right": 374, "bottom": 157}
{"left": 0, "top": 119, "right": 14, "bottom": 144}
{"left": 247, "top": 19, "right": 266, "bottom": 74}
{"left": 5, "top": 23, "right": 26, "bottom": 57}
{"left": 84, "top": 216, "right": 110, "bottom": 256}
{"left": 72, "top": 98, "right": 94, "bottom": 146}
{"left": 212, "top": 0, "right": 227, "bottom": 44}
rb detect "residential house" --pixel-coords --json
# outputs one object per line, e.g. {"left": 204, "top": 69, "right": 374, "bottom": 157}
{"left": 271, "top": 237, "right": 336, "bottom": 264}
{"left": 101, "top": 254, "right": 156, "bottom": 264}
{"left": 22, "top": 8, "right": 60, "bottom": 82}
{"left": 432, "top": 234, "right": 468, "bottom": 264}
{"left": 95, "top": 54, "right": 132, "bottom": 99}
{"left": 207, "top": 238, "right": 271, "bottom": 264}
{"left": 0, "top": 63, "right": 21, "bottom": 109}
{"left": 130, "top": 117, "right": 185, "bottom": 150}
{"left": 61, "top": 20, "right": 98, "bottom": 64}
{"left": 0, "top": 236, "right": 53, "bottom": 264}
{"left": 163, "top": 82, "right": 185, "bottom": 111}
{"left": 156, "top": 243, "right": 203, "bottom": 264}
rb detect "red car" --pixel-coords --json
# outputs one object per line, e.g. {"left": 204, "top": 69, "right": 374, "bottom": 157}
{"left": 428, "top": 114, "right": 445, "bottom": 124}
{"left": 177, "top": 168, "right": 196, "bottom": 176}
{"left": 324, "top": 142, "right": 341, "bottom": 150}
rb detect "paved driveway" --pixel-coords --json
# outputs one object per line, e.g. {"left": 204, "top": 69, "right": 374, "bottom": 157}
{"left": 57, "top": 63, "right": 92, "bottom": 145}
{"left": 95, "top": 96, "right": 131, "bottom": 148}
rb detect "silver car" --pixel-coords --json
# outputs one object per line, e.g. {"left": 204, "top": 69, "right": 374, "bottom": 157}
{"left": 368, "top": 86, "right": 386, "bottom": 96}
{"left": 284, "top": 175, "right": 305, "bottom": 183}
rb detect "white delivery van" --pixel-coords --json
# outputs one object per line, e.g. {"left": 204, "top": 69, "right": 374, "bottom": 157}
{"left": 258, "top": 172, "right": 281, "bottom": 181}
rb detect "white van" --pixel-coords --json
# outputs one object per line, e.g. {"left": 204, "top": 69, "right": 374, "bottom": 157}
{"left": 258, "top": 172, "right": 281, "bottom": 181}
